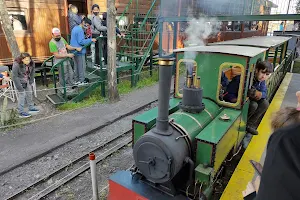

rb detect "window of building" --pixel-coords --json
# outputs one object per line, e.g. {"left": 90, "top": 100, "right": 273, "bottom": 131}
{"left": 8, "top": 11, "right": 28, "bottom": 31}
{"left": 0, "top": 9, "right": 29, "bottom": 35}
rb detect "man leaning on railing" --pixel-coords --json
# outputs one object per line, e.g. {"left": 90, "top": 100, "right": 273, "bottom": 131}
{"left": 70, "top": 17, "right": 97, "bottom": 85}
{"left": 49, "top": 28, "right": 81, "bottom": 90}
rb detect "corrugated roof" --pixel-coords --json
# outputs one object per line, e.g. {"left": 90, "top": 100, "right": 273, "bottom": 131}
{"left": 173, "top": 45, "right": 268, "bottom": 57}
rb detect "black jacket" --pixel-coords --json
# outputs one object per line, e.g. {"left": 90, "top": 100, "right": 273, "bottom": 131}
{"left": 12, "top": 61, "right": 35, "bottom": 92}
{"left": 244, "top": 123, "right": 300, "bottom": 200}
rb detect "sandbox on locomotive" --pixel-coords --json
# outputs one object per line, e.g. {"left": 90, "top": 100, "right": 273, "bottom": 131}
{"left": 107, "top": 36, "right": 291, "bottom": 200}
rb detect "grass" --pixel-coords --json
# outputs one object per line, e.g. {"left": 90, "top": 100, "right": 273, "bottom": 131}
{"left": 58, "top": 69, "right": 159, "bottom": 111}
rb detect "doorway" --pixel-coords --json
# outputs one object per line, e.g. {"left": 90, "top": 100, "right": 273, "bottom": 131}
{"left": 67, "top": 0, "right": 87, "bottom": 15}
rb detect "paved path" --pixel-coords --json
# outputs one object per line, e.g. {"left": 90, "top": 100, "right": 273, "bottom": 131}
{"left": 0, "top": 81, "right": 175, "bottom": 175}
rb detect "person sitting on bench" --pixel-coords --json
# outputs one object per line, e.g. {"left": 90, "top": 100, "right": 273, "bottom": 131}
{"left": 246, "top": 59, "right": 273, "bottom": 135}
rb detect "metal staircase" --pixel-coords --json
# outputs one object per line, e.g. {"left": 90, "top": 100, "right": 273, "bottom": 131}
{"left": 44, "top": 55, "right": 102, "bottom": 105}
{"left": 116, "top": 0, "right": 160, "bottom": 85}
{"left": 42, "top": 0, "right": 160, "bottom": 105}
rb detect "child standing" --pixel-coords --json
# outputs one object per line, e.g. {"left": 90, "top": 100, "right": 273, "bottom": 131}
{"left": 12, "top": 53, "right": 39, "bottom": 118}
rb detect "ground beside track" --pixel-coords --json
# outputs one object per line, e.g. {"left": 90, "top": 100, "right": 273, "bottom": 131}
{"left": 0, "top": 103, "right": 157, "bottom": 200}
{"left": 0, "top": 80, "right": 175, "bottom": 175}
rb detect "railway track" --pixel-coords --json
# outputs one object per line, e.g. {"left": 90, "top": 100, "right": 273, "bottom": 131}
{"left": 1, "top": 94, "right": 174, "bottom": 199}
{"left": 5, "top": 132, "right": 132, "bottom": 200}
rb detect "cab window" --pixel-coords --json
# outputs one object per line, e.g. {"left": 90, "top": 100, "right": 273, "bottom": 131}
{"left": 218, "top": 63, "right": 245, "bottom": 107}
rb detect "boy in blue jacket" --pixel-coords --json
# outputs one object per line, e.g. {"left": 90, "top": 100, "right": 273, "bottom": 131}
{"left": 70, "top": 17, "right": 97, "bottom": 85}
{"left": 247, "top": 59, "right": 273, "bottom": 135}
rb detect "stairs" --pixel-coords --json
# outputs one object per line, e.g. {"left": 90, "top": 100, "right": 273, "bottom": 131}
{"left": 42, "top": 0, "right": 160, "bottom": 105}
{"left": 44, "top": 56, "right": 103, "bottom": 105}
{"left": 116, "top": 0, "right": 159, "bottom": 85}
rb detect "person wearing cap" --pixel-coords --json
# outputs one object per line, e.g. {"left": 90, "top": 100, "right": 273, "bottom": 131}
{"left": 90, "top": 4, "right": 107, "bottom": 65}
{"left": 70, "top": 17, "right": 97, "bottom": 84}
{"left": 49, "top": 27, "right": 82, "bottom": 88}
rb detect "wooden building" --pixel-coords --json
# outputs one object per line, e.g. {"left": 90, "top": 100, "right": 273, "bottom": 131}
{"left": 0, "top": 0, "right": 271, "bottom": 65}
{"left": 0, "top": 0, "right": 155, "bottom": 65}
{"left": 1, "top": 0, "right": 67, "bottom": 65}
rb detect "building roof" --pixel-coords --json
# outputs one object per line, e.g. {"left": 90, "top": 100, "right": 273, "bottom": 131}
{"left": 275, "top": 34, "right": 300, "bottom": 37}
{"left": 209, "top": 36, "right": 292, "bottom": 48}
{"left": 173, "top": 45, "right": 268, "bottom": 58}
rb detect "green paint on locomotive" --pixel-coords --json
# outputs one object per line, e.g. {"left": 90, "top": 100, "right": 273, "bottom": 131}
{"left": 197, "top": 109, "right": 241, "bottom": 175}
{"left": 173, "top": 46, "right": 268, "bottom": 185}
{"left": 132, "top": 98, "right": 181, "bottom": 144}
{"left": 175, "top": 52, "right": 248, "bottom": 108}
{"left": 237, "top": 100, "right": 250, "bottom": 150}
{"left": 169, "top": 99, "right": 221, "bottom": 141}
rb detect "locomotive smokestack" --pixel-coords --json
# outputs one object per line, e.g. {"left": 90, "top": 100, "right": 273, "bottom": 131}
{"left": 154, "top": 57, "right": 175, "bottom": 135}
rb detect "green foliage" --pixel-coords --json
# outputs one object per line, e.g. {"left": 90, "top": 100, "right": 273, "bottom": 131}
{"left": 118, "top": 70, "right": 159, "bottom": 94}
{"left": 58, "top": 69, "right": 159, "bottom": 111}
{"left": 0, "top": 96, "right": 18, "bottom": 126}
{"left": 297, "top": 0, "right": 300, "bottom": 14}
{"left": 58, "top": 88, "right": 107, "bottom": 111}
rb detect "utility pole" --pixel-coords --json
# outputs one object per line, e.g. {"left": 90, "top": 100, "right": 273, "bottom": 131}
{"left": 107, "top": 0, "right": 120, "bottom": 102}
{"left": 0, "top": 0, "right": 20, "bottom": 58}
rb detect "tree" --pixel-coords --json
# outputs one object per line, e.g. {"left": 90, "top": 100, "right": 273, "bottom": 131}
{"left": 107, "top": 0, "right": 120, "bottom": 102}
{"left": 0, "top": 0, "right": 20, "bottom": 58}
{"left": 296, "top": 0, "right": 300, "bottom": 14}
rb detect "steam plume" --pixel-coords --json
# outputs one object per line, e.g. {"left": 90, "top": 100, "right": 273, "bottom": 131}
{"left": 183, "top": 11, "right": 221, "bottom": 60}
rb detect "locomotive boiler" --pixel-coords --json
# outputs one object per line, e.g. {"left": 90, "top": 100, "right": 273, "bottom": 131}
{"left": 108, "top": 45, "right": 269, "bottom": 200}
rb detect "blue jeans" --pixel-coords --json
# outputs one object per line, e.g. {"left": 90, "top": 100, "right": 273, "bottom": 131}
{"left": 17, "top": 83, "right": 35, "bottom": 113}
{"left": 243, "top": 133, "right": 253, "bottom": 149}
